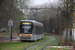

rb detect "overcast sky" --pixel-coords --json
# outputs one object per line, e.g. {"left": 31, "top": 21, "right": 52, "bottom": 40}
{"left": 33, "top": 0, "right": 59, "bottom": 5}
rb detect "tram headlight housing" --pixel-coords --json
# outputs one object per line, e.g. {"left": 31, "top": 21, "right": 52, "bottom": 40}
{"left": 20, "top": 34, "right": 21, "bottom": 36}
{"left": 31, "top": 34, "right": 32, "bottom": 36}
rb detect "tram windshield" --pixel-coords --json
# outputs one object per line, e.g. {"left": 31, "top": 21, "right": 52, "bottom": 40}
{"left": 22, "top": 26, "right": 32, "bottom": 33}
{"left": 20, "top": 22, "right": 33, "bottom": 33}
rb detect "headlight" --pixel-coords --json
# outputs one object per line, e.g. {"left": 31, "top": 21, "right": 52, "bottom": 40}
{"left": 20, "top": 34, "right": 21, "bottom": 36}
{"left": 31, "top": 35, "right": 32, "bottom": 36}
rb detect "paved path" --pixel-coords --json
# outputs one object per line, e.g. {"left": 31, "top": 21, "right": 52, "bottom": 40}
{"left": 0, "top": 37, "right": 20, "bottom": 42}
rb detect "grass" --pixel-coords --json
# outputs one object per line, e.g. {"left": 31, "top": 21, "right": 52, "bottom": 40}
{"left": 0, "top": 36, "right": 48, "bottom": 50}
{"left": 52, "top": 41, "right": 58, "bottom": 46}
{"left": 0, "top": 42, "right": 27, "bottom": 50}
{"left": 1, "top": 32, "right": 9, "bottom": 36}
{"left": 44, "top": 33, "right": 53, "bottom": 36}
{"left": 28, "top": 36, "right": 56, "bottom": 50}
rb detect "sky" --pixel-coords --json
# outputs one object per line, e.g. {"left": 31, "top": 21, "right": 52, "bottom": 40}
{"left": 33, "top": 0, "right": 59, "bottom": 5}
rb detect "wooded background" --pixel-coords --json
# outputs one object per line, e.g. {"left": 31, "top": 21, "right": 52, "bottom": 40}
{"left": 0, "top": 0, "right": 73, "bottom": 35}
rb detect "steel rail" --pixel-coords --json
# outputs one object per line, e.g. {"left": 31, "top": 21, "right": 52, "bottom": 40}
{"left": 42, "top": 36, "right": 57, "bottom": 50}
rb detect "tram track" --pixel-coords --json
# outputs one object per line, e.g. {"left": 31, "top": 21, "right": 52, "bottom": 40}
{"left": 25, "top": 36, "right": 57, "bottom": 50}
{"left": 24, "top": 36, "right": 50, "bottom": 50}
{"left": 42, "top": 36, "right": 57, "bottom": 50}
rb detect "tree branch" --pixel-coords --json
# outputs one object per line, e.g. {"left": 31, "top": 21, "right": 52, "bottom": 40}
{"left": 0, "top": 0, "right": 4, "bottom": 5}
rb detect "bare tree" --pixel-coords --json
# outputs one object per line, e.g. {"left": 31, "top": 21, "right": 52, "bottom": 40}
{"left": 0, "top": 0, "right": 32, "bottom": 29}
{"left": 0, "top": 0, "right": 4, "bottom": 5}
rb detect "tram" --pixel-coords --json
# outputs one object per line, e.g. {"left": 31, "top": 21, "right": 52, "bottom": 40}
{"left": 19, "top": 20, "right": 44, "bottom": 41}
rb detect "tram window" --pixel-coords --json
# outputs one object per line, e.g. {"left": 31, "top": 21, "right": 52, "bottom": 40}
{"left": 20, "top": 26, "right": 33, "bottom": 33}
{"left": 34, "top": 25, "right": 43, "bottom": 34}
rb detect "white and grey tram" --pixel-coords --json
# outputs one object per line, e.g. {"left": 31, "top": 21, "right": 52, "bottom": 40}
{"left": 19, "top": 20, "right": 44, "bottom": 41}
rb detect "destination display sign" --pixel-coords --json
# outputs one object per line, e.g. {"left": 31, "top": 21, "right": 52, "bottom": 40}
{"left": 22, "top": 22, "right": 31, "bottom": 25}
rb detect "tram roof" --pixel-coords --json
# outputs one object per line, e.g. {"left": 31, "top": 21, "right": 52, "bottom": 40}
{"left": 21, "top": 20, "right": 43, "bottom": 26}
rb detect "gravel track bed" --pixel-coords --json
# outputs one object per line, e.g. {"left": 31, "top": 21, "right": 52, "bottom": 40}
{"left": 0, "top": 37, "right": 17, "bottom": 40}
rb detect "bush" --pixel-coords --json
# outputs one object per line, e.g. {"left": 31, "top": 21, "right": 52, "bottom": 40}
{"left": 0, "top": 28, "right": 7, "bottom": 32}
{"left": 58, "top": 41, "right": 65, "bottom": 46}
